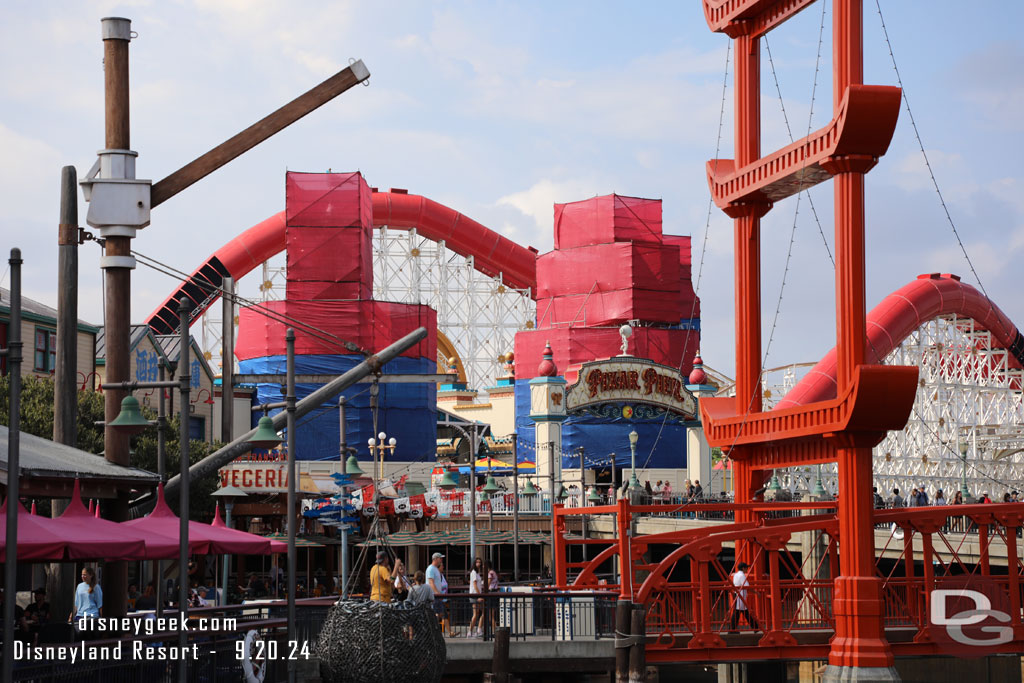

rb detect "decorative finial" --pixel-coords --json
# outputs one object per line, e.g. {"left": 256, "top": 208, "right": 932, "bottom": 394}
{"left": 537, "top": 341, "right": 557, "bottom": 377}
{"left": 688, "top": 351, "right": 707, "bottom": 385}
{"left": 618, "top": 323, "right": 633, "bottom": 356}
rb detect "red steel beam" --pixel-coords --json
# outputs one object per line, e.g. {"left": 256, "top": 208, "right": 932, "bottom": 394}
{"left": 707, "top": 85, "right": 901, "bottom": 209}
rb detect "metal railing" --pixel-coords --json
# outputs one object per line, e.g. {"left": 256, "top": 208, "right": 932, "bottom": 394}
{"left": 432, "top": 590, "right": 618, "bottom": 641}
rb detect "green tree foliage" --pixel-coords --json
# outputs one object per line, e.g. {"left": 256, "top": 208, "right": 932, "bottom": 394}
{"left": 132, "top": 411, "right": 223, "bottom": 521}
{"left": 0, "top": 374, "right": 104, "bottom": 453}
{"left": 0, "top": 374, "right": 222, "bottom": 521}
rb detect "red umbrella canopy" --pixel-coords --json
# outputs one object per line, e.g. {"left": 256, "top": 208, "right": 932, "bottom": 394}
{"left": 0, "top": 497, "right": 66, "bottom": 562}
{"left": 125, "top": 485, "right": 272, "bottom": 555}
{"left": 123, "top": 483, "right": 213, "bottom": 555}
{"left": 40, "top": 480, "right": 147, "bottom": 561}
{"left": 56, "top": 480, "right": 177, "bottom": 560}
{"left": 209, "top": 504, "right": 279, "bottom": 554}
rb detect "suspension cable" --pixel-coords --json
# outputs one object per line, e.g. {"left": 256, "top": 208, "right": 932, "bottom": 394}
{"left": 872, "top": 0, "right": 988, "bottom": 299}
{"left": 635, "top": 40, "right": 731, "bottom": 475}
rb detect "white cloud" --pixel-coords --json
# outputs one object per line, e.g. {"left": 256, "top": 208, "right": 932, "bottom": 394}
{"left": 892, "top": 149, "right": 964, "bottom": 193}
{"left": 496, "top": 178, "right": 603, "bottom": 238}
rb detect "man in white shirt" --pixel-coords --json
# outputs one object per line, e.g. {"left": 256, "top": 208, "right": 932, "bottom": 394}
{"left": 729, "top": 562, "right": 759, "bottom": 632}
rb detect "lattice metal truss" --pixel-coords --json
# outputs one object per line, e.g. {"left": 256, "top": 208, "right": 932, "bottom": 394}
{"left": 768, "top": 315, "right": 1024, "bottom": 499}
{"left": 372, "top": 225, "right": 535, "bottom": 390}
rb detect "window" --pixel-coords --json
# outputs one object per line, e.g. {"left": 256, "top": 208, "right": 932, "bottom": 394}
{"left": 189, "top": 415, "right": 206, "bottom": 442}
{"left": 34, "top": 328, "right": 56, "bottom": 372}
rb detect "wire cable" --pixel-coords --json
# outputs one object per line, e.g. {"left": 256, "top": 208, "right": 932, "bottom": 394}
{"left": 872, "top": 0, "right": 987, "bottom": 299}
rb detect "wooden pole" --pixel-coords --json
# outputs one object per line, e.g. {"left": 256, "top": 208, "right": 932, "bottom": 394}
{"left": 491, "top": 626, "right": 510, "bottom": 683}
{"left": 151, "top": 61, "right": 369, "bottom": 207}
{"left": 628, "top": 606, "right": 646, "bottom": 683}
{"left": 615, "top": 599, "right": 631, "bottom": 682}
{"left": 55, "top": 166, "right": 79, "bottom": 446}
{"left": 50, "top": 165, "right": 79, "bottom": 622}
{"left": 101, "top": 16, "right": 134, "bottom": 621}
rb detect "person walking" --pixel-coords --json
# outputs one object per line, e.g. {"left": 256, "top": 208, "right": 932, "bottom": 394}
{"left": 935, "top": 489, "right": 947, "bottom": 506}
{"left": 69, "top": 567, "right": 103, "bottom": 636}
{"left": 426, "top": 552, "right": 449, "bottom": 630}
{"left": 729, "top": 562, "right": 759, "bottom": 633}
{"left": 468, "top": 557, "right": 485, "bottom": 637}
{"left": 890, "top": 488, "right": 904, "bottom": 508}
{"left": 370, "top": 551, "right": 393, "bottom": 603}
{"left": 486, "top": 560, "right": 500, "bottom": 631}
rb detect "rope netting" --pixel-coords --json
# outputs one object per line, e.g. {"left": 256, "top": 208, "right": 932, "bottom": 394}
{"left": 313, "top": 599, "right": 446, "bottom": 683}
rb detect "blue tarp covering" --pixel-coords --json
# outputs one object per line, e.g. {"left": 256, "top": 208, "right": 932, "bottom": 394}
{"left": 513, "top": 379, "right": 688, "bottom": 471}
{"left": 239, "top": 354, "right": 437, "bottom": 462}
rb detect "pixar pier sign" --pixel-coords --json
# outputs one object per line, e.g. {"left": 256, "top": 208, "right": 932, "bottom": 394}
{"left": 565, "top": 357, "right": 697, "bottom": 419}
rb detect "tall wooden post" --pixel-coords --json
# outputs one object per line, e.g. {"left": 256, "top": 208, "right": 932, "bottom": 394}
{"left": 50, "top": 165, "right": 79, "bottom": 621}
{"left": 100, "top": 16, "right": 137, "bottom": 621}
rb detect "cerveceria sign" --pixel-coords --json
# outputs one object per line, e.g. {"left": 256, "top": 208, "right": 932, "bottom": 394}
{"left": 565, "top": 357, "right": 697, "bottom": 418}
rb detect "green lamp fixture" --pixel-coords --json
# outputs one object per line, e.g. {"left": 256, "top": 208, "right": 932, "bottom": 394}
{"left": 482, "top": 475, "right": 500, "bottom": 495}
{"left": 522, "top": 479, "right": 538, "bottom": 496}
{"left": 248, "top": 415, "right": 282, "bottom": 449}
{"left": 108, "top": 395, "right": 151, "bottom": 435}
{"left": 438, "top": 469, "right": 459, "bottom": 490}
{"left": 811, "top": 465, "right": 828, "bottom": 498}
{"left": 345, "top": 454, "right": 364, "bottom": 476}
{"left": 587, "top": 487, "right": 602, "bottom": 503}
{"left": 557, "top": 484, "right": 569, "bottom": 501}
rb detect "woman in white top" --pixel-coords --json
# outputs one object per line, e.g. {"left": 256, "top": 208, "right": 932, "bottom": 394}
{"left": 467, "top": 557, "right": 485, "bottom": 637}
{"left": 392, "top": 559, "right": 411, "bottom": 602}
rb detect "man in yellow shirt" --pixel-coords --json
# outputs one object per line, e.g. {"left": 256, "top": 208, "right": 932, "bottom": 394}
{"left": 370, "top": 551, "right": 393, "bottom": 602}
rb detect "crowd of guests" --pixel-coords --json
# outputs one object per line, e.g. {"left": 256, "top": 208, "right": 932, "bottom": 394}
{"left": 368, "top": 550, "right": 499, "bottom": 638}
{"left": 875, "top": 485, "right": 1020, "bottom": 508}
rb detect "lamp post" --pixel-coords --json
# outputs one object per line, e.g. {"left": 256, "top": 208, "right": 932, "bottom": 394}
{"left": 483, "top": 473, "right": 500, "bottom": 531}
{"left": 628, "top": 430, "right": 641, "bottom": 500}
{"left": 210, "top": 485, "right": 248, "bottom": 605}
{"left": 104, "top": 296, "right": 192, "bottom": 683}
{"left": 367, "top": 432, "right": 398, "bottom": 486}
{"left": 2, "top": 248, "right": 22, "bottom": 683}
{"left": 341, "top": 453, "right": 364, "bottom": 598}
{"left": 811, "top": 465, "right": 828, "bottom": 500}
{"left": 512, "top": 439, "right": 521, "bottom": 583}
{"left": 439, "top": 421, "right": 481, "bottom": 566}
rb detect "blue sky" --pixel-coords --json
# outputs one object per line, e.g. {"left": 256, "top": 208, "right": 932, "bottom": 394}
{"left": 2, "top": 1, "right": 1022, "bottom": 379}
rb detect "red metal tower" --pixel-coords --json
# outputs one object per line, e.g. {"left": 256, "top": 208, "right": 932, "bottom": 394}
{"left": 700, "top": 0, "right": 917, "bottom": 674}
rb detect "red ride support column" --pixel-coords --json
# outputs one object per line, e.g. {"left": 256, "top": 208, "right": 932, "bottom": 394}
{"left": 820, "top": 1, "right": 897, "bottom": 675}
{"left": 728, "top": 29, "right": 771, "bottom": 556}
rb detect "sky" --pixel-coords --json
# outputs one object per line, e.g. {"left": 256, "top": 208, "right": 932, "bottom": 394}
{"left": 2, "top": 0, "right": 1023, "bottom": 381}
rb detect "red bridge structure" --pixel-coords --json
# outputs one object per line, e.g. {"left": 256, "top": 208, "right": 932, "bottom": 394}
{"left": 551, "top": 1, "right": 1024, "bottom": 680}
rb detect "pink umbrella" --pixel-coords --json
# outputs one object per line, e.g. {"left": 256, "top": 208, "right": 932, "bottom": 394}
{"left": 125, "top": 484, "right": 272, "bottom": 555}
{"left": 41, "top": 481, "right": 147, "bottom": 560}
{"left": 0, "top": 498, "right": 66, "bottom": 561}
{"left": 55, "top": 480, "right": 178, "bottom": 560}
{"left": 210, "top": 504, "right": 284, "bottom": 552}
